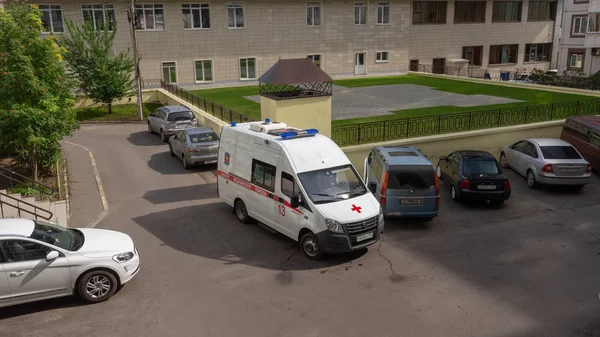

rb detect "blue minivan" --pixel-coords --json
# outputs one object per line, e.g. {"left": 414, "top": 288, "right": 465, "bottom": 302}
{"left": 363, "top": 146, "right": 439, "bottom": 221}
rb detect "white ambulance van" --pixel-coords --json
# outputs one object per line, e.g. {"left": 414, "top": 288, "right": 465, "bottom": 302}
{"left": 217, "top": 119, "right": 384, "bottom": 260}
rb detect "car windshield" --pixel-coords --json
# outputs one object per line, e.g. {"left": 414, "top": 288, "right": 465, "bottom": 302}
{"left": 29, "top": 220, "right": 84, "bottom": 251}
{"left": 189, "top": 132, "right": 219, "bottom": 143}
{"left": 167, "top": 111, "right": 194, "bottom": 122}
{"left": 388, "top": 165, "right": 436, "bottom": 190}
{"left": 540, "top": 146, "right": 582, "bottom": 159}
{"left": 297, "top": 165, "right": 367, "bottom": 204}
{"left": 462, "top": 159, "right": 500, "bottom": 175}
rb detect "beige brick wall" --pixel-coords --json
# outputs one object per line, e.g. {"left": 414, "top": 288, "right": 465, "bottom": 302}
{"left": 409, "top": 0, "right": 555, "bottom": 71}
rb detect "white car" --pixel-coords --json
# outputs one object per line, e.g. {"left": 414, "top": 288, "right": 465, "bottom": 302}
{"left": 0, "top": 218, "right": 140, "bottom": 308}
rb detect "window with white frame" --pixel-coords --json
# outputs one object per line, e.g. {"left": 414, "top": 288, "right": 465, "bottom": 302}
{"left": 355, "top": 2, "right": 367, "bottom": 25}
{"left": 572, "top": 16, "right": 587, "bottom": 36}
{"left": 227, "top": 2, "right": 244, "bottom": 28}
{"left": 307, "top": 2, "right": 322, "bottom": 26}
{"left": 82, "top": 4, "right": 115, "bottom": 31}
{"left": 378, "top": 1, "right": 390, "bottom": 24}
{"left": 162, "top": 62, "right": 177, "bottom": 83}
{"left": 308, "top": 54, "right": 322, "bottom": 68}
{"left": 195, "top": 60, "right": 213, "bottom": 82}
{"left": 182, "top": 4, "right": 210, "bottom": 29}
{"left": 568, "top": 52, "right": 583, "bottom": 69}
{"left": 134, "top": 4, "right": 164, "bottom": 30}
{"left": 588, "top": 13, "right": 600, "bottom": 32}
{"left": 240, "top": 58, "right": 256, "bottom": 79}
{"left": 376, "top": 51, "right": 389, "bottom": 62}
{"left": 39, "top": 5, "right": 64, "bottom": 33}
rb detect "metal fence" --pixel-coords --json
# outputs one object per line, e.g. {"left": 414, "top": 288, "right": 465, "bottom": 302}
{"left": 416, "top": 64, "right": 512, "bottom": 81}
{"left": 332, "top": 99, "right": 600, "bottom": 146}
{"left": 142, "top": 79, "right": 255, "bottom": 123}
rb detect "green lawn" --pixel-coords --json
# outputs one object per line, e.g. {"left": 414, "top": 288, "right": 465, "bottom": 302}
{"left": 191, "top": 75, "right": 597, "bottom": 126}
{"left": 77, "top": 103, "right": 163, "bottom": 121}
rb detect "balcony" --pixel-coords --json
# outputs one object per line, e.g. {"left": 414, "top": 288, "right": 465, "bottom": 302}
{"left": 585, "top": 12, "right": 600, "bottom": 48}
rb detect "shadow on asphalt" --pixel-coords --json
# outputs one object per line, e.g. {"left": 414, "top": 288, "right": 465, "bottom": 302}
{"left": 143, "top": 184, "right": 217, "bottom": 204}
{"left": 127, "top": 131, "right": 165, "bottom": 147}
{"left": 0, "top": 297, "right": 85, "bottom": 319}
{"left": 132, "top": 203, "right": 366, "bottom": 271}
{"left": 146, "top": 151, "right": 217, "bottom": 175}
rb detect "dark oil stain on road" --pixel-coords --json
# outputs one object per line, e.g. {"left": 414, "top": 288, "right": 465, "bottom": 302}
{"left": 276, "top": 271, "right": 294, "bottom": 285}
{"left": 390, "top": 274, "right": 407, "bottom": 283}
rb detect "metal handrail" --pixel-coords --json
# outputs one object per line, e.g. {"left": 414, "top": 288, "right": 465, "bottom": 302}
{"left": 0, "top": 191, "right": 53, "bottom": 221}
{"left": 0, "top": 166, "right": 54, "bottom": 196}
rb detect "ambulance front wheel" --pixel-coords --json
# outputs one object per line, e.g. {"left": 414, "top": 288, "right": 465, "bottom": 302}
{"left": 300, "top": 232, "right": 324, "bottom": 261}
{"left": 234, "top": 199, "right": 252, "bottom": 224}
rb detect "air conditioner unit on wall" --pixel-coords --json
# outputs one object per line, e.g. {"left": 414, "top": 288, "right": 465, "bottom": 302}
{"left": 592, "top": 48, "right": 600, "bottom": 56}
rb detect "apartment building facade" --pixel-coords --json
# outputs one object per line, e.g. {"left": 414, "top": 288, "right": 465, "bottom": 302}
{"left": 33, "top": 0, "right": 558, "bottom": 86}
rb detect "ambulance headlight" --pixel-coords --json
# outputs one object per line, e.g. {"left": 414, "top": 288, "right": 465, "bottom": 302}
{"left": 325, "top": 218, "right": 344, "bottom": 233}
{"left": 378, "top": 206, "right": 384, "bottom": 226}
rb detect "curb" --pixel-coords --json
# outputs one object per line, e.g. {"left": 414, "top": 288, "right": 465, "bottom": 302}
{"left": 61, "top": 150, "right": 70, "bottom": 228}
{"left": 61, "top": 141, "right": 109, "bottom": 227}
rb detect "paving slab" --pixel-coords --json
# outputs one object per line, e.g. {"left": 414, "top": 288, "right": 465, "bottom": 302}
{"left": 244, "top": 84, "right": 523, "bottom": 120}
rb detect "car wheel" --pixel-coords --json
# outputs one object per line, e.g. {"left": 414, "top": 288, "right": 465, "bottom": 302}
{"left": 77, "top": 270, "right": 118, "bottom": 304}
{"left": 500, "top": 152, "right": 508, "bottom": 169}
{"left": 160, "top": 129, "right": 167, "bottom": 142}
{"left": 234, "top": 199, "right": 251, "bottom": 224}
{"left": 182, "top": 155, "right": 191, "bottom": 170}
{"left": 300, "top": 231, "right": 324, "bottom": 261}
{"left": 147, "top": 122, "right": 153, "bottom": 134}
{"left": 451, "top": 185, "right": 460, "bottom": 202}
{"left": 526, "top": 170, "right": 537, "bottom": 189}
{"left": 169, "top": 144, "right": 174, "bottom": 156}
{"left": 436, "top": 165, "right": 442, "bottom": 179}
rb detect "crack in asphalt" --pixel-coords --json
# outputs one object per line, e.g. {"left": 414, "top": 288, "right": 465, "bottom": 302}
{"left": 280, "top": 246, "right": 299, "bottom": 271}
{"left": 547, "top": 207, "right": 600, "bottom": 242}
{"left": 377, "top": 238, "right": 406, "bottom": 283}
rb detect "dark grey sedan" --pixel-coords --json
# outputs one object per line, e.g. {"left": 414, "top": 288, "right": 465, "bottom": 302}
{"left": 168, "top": 127, "right": 219, "bottom": 169}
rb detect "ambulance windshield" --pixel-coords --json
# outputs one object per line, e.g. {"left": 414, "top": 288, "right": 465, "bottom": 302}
{"left": 297, "top": 165, "right": 367, "bottom": 204}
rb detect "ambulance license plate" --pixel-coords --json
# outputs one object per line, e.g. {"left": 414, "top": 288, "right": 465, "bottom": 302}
{"left": 356, "top": 232, "right": 374, "bottom": 243}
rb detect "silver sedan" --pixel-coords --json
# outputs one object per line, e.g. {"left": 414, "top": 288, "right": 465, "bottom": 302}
{"left": 500, "top": 138, "right": 592, "bottom": 189}
{"left": 168, "top": 127, "right": 219, "bottom": 169}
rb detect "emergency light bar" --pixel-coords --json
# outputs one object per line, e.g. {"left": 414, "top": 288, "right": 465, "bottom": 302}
{"left": 280, "top": 128, "right": 319, "bottom": 140}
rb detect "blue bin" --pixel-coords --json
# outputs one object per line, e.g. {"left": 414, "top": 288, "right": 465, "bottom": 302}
{"left": 500, "top": 72, "right": 511, "bottom": 81}
{"left": 484, "top": 73, "right": 491, "bottom": 79}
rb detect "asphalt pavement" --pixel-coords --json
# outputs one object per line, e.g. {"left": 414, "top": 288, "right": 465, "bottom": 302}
{"left": 2, "top": 123, "right": 600, "bottom": 337}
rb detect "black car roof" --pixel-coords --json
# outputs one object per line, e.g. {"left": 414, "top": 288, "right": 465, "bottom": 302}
{"left": 455, "top": 150, "right": 495, "bottom": 160}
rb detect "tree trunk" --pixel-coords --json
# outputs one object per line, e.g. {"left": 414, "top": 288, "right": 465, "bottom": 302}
{"left": 31, "top": 145, "right": 38, "bottom": 182}
{"left": 108, "top": 102, "right": 113, "bottom": 114}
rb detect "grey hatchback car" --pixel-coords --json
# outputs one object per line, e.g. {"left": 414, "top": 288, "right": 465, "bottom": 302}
{"left": 148, "top": 105, "right": 198, "bottom": 142}
{"left": 169, "top": 127, "right": 219, "bottom": 169}
{"left": 500, "top": 138, "right": 592, "bottom": 189}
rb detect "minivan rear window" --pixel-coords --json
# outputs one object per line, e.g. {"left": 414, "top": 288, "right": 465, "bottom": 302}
{"left": 540, "top": 146, "right": 582, "bottom": 159}
{"left": 388, "top": 165, "right": 435, "bottom": 190}
{"left": 462, "top": 160, "right": 500, "bottom": 175}
{"left": 167, "top": 111, "right": 194, "bottom": 122}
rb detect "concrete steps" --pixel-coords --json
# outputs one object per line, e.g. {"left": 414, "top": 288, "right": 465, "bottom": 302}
{"left": 0, "top": 189, "right": 69, "bottom": 227}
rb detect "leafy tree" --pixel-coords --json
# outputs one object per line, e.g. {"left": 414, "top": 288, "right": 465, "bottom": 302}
{"left": 59, "top": 15, "right": 134, "bottom": 114}
{"left": 0, "top": 2, "right": 78, "bottom": 181}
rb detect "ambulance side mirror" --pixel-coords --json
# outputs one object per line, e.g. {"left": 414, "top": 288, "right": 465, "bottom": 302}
{"left": 368, "top": 182, "right": 377, "bottom": 194}
{"left": 290, "top": 196, "right": 300, "bottom": 209}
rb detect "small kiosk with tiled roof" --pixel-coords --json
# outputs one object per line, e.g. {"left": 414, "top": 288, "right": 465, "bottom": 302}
{"left": 258, "top": 58, "right": 333, "bottom": 137}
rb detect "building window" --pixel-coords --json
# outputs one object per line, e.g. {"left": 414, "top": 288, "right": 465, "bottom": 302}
{"left": 227, "top": 2, "right": 244, "bottom": 28}
{"left": 162, "top": 62, "right": 177, "bottom": 83}
{"left": 307, "top": 54, "right": 322, "bottom": 68}
{"left": 489, "top": 44, "right": 518, "bottom": 64}
{"left": 572, "top": 15, "right": 588, "bottom": 36}
{"left": 413, "top": 1, "right": 448, "bottom": 24}
{"left": 195, "top": 60, "right": 213, "bottom": 82}
{"left": 251, "top": 159, "right": 276, "bottom": 192}
{"left": 492, "top": 1, "right": 522, "bottom": 22}
{"left": 134, "top": 4, "right": 164, "bottom": 30}
{"left": 525, "top": 43, "right": 551, "bottom": 62}
{"left": 240, "top": 58, "right": 256, "bottom": 80}
{"left": 307, "top": 2, "right": 322, "bottom": 26}
{"left": 39, "top": 5, "right": 64, "bottom": 33}
{"left": 376, "top": 51, "right": 389, "bottom": 62}
{"left": 527, "top": 1, "right": 556, "bottom": 21}
{"left": 568, "top": 50, "right": 584, "bottom": 69}
{"left": 378, "top": 1, "right": 391, "bottom": 24}
{"left": 355, "top": 2, "right": 367, "bottom": 25}
{"left": 182, "top": 4, "right": 210, "bottom": 29}
{"left": 462, "top": 46, "right": 483, "bottom": 65}
{"left": 454, "top": 1, "right": 486, "bottom": 23}
{"left": 82, "top": 4, "right": 115, "bottom": 31}
{"left": 588, "top": 13, "right": 600, "bottom": 32}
